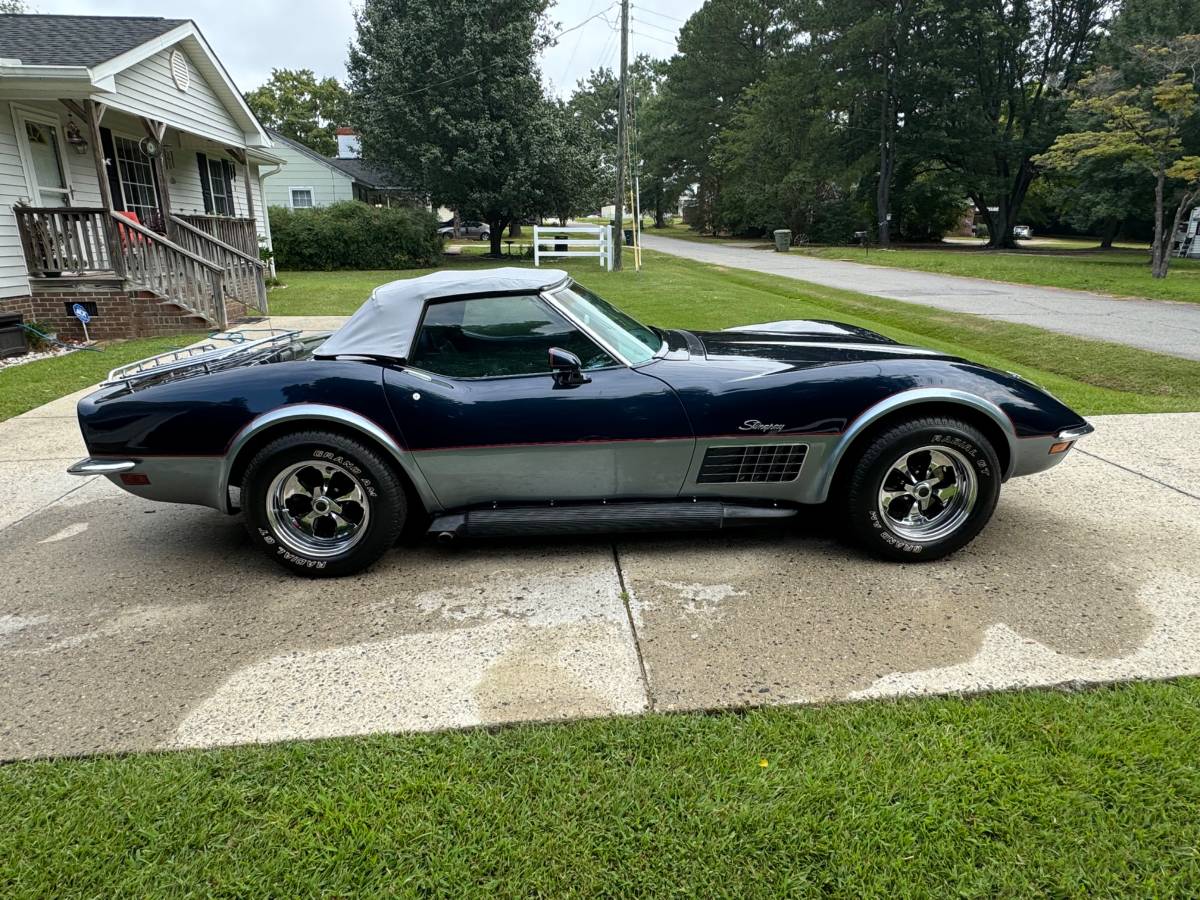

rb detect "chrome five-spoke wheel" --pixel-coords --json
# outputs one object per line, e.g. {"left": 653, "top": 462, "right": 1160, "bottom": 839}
{"left": 267, "top": 460, "right": 371, "bottom": 558}
{"left": 877, "top": 445, "right": 977, "bottom": 543}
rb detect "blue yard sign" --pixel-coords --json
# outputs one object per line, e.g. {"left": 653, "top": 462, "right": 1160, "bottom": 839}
{"left": 72, "top": 303, "right": 91, "bottom": 342}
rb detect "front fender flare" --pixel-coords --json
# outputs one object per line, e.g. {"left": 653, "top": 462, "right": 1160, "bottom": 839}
{"left": 218, "top": 403, "right": 442, "bottom": 513}
{"left": 808, "top": 388, "right": 1018, "bottom": 503}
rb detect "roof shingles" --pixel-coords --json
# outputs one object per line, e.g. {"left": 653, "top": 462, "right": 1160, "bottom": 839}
{"left": 0, "top": 15, "right": 186, "bottom": 68}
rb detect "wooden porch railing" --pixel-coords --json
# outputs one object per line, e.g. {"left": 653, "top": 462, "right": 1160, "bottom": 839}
{"left": 14, "top": 207, "right": 115, "bottom": 276}
{"left": 175, "top": 214, "right": 259, "bottom": 258}
{"left": 113, "top": 212, "right": 228, "bottom": 329}
{"left": 13, "top": 206, "right": 272, "bottom": 327}
{"left": 170, "top": 215, "right": 268, "bottom": 314}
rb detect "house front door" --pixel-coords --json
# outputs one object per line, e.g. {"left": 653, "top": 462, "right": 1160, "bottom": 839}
{"left": 15, "top": 110, "right": 71, "bottom": 207}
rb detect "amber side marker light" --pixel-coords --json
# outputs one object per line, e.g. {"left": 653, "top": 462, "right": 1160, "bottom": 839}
{"left": 120, "top": 472, "right": 150, "bottom": 485}
{"left": 1048, "top": 441, "right": 1074, "bottom": 455}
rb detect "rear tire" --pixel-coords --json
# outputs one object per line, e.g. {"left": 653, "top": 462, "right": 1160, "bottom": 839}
{"left": 242, "top": 430, "right": 406, "bottom": 577}
{"left": 842, "top": 416, "right": 1000, "bottom": 561}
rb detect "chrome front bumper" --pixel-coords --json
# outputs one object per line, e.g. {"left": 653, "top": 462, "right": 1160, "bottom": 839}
{"left": 1056, "top": 423, "right": 1095, "bottom": 441}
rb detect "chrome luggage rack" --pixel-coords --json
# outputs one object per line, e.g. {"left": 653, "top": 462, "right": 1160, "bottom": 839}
{"left": 103, "top": 329, "right": 305, "bottom": 389}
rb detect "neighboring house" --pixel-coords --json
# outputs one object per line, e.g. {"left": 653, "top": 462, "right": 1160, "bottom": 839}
{"left": 0, "top": 14, "right": 285, "bottom": 339}
{"left": 1173, "top": 206, "right": 1200, "bottom": 259}
{"left": 263, "top": 128, "right": 417, "bottom": 210}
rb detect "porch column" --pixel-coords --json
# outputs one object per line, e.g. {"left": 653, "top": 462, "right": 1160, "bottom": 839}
{"left": 141, "top": 118, "right": 174, "bottom": 239}
{"left": 227, "top": 148, "right": 257, "bottom": 224}
{"left": 83, "top": 99, "right": 124, "bottom": 277}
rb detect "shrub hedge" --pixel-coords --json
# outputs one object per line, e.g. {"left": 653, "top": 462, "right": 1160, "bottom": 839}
{"left": 268, "top": 202, "right": 441, "bottom": 270}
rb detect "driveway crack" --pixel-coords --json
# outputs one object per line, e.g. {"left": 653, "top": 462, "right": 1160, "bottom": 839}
{"left": 0, "top": 476, "right": 96, "bottom": 534}
{"left": 1076, "top": 448, "right": 1200, "bottom": 502}
{"left": 612, "top": 543, "right": 654, "bottom": 711}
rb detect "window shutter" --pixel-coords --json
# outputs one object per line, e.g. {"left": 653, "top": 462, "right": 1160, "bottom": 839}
{"left": 196, "top": 153, "right": 212, "bottom": 213}
{"left": 222, "top": 160, "right": 236, "bottom": 213}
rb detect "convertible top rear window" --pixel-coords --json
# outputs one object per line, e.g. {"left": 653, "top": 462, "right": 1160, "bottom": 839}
{"left": 550, "top": 283, "right": 661, "bottom": 365}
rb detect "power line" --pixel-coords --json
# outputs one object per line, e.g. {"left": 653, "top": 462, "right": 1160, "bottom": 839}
{"left": 634, "top": 5, "right": 686, "bottom": 24}
{"left": 557, "top": 2, "right": 618, "bottom": 39}
{"left": 558, "top": 0, "right": 600, "bottom": 89}
{"left": 631, "top": 16, "right": 677, "bottom": 37}
{"left": 629, "top": 29, "right": 677, "bottom": 49}
{"left": 397, "top": 4, "right": 619, "bottom": 97}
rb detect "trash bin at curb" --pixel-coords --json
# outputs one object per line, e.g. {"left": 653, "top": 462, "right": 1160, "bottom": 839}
{"left": 773, "top": 229, "right": 792, "bottom": 252}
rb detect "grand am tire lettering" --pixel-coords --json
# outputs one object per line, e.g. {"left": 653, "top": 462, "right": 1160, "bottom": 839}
{"left": 243, "top": 430, "right": 407, "bottom": 577}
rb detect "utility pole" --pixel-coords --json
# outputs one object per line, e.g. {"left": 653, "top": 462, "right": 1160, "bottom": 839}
{"left": 613, "top": 0, "right": 629, "bottom": 271}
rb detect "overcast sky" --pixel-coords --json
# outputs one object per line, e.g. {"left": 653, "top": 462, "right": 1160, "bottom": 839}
{"left": 28, "top": 0, "right": 705, "bottom": 97}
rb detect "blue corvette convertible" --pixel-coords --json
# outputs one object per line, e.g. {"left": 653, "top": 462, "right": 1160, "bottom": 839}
{"left": 68, "top": 268, "right": 1093, "bottom": 576}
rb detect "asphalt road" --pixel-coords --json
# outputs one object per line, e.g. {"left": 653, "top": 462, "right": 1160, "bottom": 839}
{"left": 2, "top": 317, "right": 1199, "bottom": 760}
{"left": 640, "top": 234, "right": 1200, "bottom": 361}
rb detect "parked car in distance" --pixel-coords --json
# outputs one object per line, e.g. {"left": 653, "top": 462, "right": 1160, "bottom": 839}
{"left": 437, "top": 221, "right": 490, "bottom": 240}
{"left": 68, "top": 268, "right": 1093, "bottom": 577}
{"left": 1013, "top": 225, "right": 1033, "bottom": 239}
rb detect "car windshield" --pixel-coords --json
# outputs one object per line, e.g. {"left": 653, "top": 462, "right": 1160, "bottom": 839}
{"left": 550, "top": 282, "right": 661, "bottom": 365}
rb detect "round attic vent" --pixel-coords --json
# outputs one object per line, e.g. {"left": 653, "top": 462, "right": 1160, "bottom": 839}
{"left": 169, "top": 49, "right": 191, "bottom": 92}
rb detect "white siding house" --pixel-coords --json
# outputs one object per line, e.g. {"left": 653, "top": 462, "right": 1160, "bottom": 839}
{"left": 262, "top": 129, "right": 429, "bottom": 214}
{"left": 262, "top": 130, "right": 355, "bottom": 210}
{"left": 0, "top": 14, "right": 285, "bottom": 335}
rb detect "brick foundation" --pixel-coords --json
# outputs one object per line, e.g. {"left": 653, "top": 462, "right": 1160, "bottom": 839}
{"left": 0, "top": 277, "right": 212, "bottom": 342}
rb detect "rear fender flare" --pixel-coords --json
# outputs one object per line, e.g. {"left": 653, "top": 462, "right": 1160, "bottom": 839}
{"left": 218, "top": 404, "right": 442, "bottom": 513}
{"left": 811, "top": 388, "right": 1018, "bottom": 503}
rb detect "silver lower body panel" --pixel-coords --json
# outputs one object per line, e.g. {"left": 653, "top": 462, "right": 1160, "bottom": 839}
{"left": 68, "top": 456, "right": 226, "bottom": 510}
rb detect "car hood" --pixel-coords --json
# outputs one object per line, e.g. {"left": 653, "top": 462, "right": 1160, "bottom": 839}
{"left": 688, "top": 319, "right": 957, "bottom": 366}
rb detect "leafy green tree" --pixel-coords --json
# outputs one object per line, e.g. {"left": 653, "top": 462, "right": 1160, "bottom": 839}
{"left": 348, "top": 0, "right": 551, "bottom": 256}
{"left": 245, "top": 69, "right": 351, "bottom": 156}
{"left": 805, "top": 0, "right": 928, "bottom": 246}
{"left": 568, "top": 57, "right": 684, "bottom": 227}
{"left": 914, "top": 0, "right": 1109, "bottom": 249}
{"left": 530, "top": 100, "right": 606, "bottom": 224}
{"left": 1037, "top": 37, "right": 1200, "bottom": 277}
{"left": 655, "top": 0, "right": 787, "bottom": 233}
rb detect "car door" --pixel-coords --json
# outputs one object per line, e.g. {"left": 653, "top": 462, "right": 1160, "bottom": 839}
{"left": 382, "top": 292, "right": 694, "bottom": 509}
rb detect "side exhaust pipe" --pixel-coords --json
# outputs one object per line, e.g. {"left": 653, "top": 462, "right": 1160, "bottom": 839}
{"left": 426, "top": 501, "right": 796, "bottom": 541}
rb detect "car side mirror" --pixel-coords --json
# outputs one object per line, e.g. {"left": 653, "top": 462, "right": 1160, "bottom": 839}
{"left": 549, "top": 347, "right": 590, "bottom": 388}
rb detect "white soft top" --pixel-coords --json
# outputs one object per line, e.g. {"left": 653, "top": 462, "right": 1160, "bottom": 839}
{"left": 315, "top": 267, "right": 570, "bottom": 360}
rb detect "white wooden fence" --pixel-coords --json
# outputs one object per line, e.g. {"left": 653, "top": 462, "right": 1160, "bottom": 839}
{"left": 532, "top": 225, "right": 613, "bottom": 270}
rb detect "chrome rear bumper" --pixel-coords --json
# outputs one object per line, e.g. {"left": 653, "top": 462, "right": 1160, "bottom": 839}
{"left": 67, "top": 457, "right": 137, "bottom": 475}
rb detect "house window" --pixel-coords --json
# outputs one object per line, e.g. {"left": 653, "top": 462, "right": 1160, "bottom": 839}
{"left": 196, "top": 152, "right": 235, "bottom": 216}
{"left": 290, "top": 188, "right": 314, "bottom": 209}
{"left": 113, "top": 136, "right": 161, "bottom": 227}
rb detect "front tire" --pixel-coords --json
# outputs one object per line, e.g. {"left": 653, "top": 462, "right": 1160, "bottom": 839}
{"left": 843, "top": 417, "right": 1001, "bottom": 561}
{"left": 242, "top": 431, "right": 406, "bottom": 577}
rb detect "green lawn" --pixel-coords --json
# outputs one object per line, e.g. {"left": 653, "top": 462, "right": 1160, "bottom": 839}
{"left": 273, "top": 251, "right": 1200, "bottom": 415}
{"left": 3, "top": 681, "right": 1198, "bottom": 895}
{"left": 0, "top": 334, "right": 196, "bottom": 422}
{"left": 797, "top": 244, "right": 1200, "bottom": 304}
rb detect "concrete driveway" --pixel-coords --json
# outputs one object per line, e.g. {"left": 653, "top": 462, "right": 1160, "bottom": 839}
{"left": 641, "top": 233, "right": 1200, "bottom": 361}
{"left": 2, "top": 317, "right": 1199, "bottom": 760}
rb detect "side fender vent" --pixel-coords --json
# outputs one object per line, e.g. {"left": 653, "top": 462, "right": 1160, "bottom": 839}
{"left": 698, "top": 444, "right": 808, "bottom": 484}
